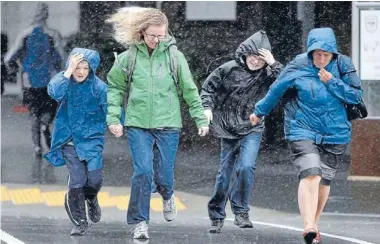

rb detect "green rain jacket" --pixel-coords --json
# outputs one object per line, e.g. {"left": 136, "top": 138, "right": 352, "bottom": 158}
{"left": 107, "top": 37, "right": 208, "bottom": 129}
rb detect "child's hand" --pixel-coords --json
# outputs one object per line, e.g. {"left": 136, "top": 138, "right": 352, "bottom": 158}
{"left": 69, "top": 53, "right": 84, "bottom": 71}
{"left": 64, "top": 53, "right": 84, "bottom": 78}
{"left": 108, "top": 124, "right": 123, "bottom": 137}
{"left": 258, "top": 48, "right": 275, "bottom": 66}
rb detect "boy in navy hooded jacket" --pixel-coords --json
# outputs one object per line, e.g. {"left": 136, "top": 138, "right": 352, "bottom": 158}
{"left": 44, "top": 48, "right": 107, "bottom": 236}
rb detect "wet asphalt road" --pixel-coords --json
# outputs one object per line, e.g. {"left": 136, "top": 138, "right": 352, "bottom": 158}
{"left": 0, "top": 215, "right": 368, "bottom": 244}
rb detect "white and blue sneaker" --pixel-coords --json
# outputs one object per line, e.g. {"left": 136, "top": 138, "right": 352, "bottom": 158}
{"left": 131, "top": 221, "right": 149, "bottom": 240}
{"left": 163, "top": 194, "right": 177, "bottom": 222}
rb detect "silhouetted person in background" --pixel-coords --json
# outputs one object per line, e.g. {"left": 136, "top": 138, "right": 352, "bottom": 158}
{"left": 4, "top": 2, "right": 63, "bottom": 183}
{"left": 1, "top": 32, "right": 8, "bottom": 95}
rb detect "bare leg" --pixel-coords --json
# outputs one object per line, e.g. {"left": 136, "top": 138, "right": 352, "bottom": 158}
{"left": 298, "top": 175, "right": 321, "bottom": 230}
{"left": 314, "top": 184, "right": 330, "bottom": 231}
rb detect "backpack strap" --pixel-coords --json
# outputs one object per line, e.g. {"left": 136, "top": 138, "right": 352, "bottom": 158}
{"left": 168, "top": 45, "right": 179, "bottom": 88}
{"left": 113, "top": 45, "right": 137, "bottom": 109}
{"left": 336, "top": 55, "right": 360, "bottom": 88}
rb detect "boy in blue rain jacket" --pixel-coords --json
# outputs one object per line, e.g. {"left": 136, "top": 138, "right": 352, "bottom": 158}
{"left": 44, "top": 48, "right": 107, "bottom": 236}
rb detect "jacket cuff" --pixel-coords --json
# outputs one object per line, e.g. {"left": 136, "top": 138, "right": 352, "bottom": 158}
{"left": 106, "top": 117, "right": 121, "bottom": 126}
{"left": 203, "top": 106, "right": 213, "bottom": 111}
{"left": 269, "top": 61, "right": 280, "bottom": 69}
{"left": 195, "top": 118, "right": 209, "bottom": 128}
{"left": 253, "top": 109, "right": 264, "bottom": 118}
{"left": 325, "top": 78, "right": 337, "bottom": 89}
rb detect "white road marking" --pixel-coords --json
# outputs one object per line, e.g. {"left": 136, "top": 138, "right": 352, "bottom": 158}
{"left": 0, "top": 229, "right": 25, "bottom": 244}
{"left": 223, "top": 218, "right": 376, "bottom": 244}
{"left": 322, "top": 212, "right": 380, "bottom": 218}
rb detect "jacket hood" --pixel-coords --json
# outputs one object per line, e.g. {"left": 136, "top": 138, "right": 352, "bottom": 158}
{"left": 66, "top": 48, "right": 100, "bottom": 75}
{"left": 307, "top": 27, "right": 338, "bottom": 55}
{"left": 235, "top": 30, "right": 271, "bottom": 67}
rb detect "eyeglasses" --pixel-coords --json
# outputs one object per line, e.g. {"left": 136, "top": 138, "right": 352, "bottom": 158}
{"left": 144, "top": 32, "right": 166, "bottom": 41}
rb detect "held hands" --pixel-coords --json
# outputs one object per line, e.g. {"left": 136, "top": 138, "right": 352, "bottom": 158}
{"left": 108, "top": 124, "right": 123, "bottom": 137}
{"left": 199, "top": 109, "right": 212, "bottom": 136}
{"left": 249, "top": 113, "right": 261, "bottom": 126}
{"left": 198, "top": 127, "right": 209, "bottom": 137}
{"left": 204, "top": 109, "right": 213, "bottom": 124}
{"left": 258, "top": 48, "right": 275, "bottom": 66}
{"left": 318, "top": 68, "right": 333, "bottom": 83}
{"left": 64, "top": 53, "right": 84, "bottom": 78}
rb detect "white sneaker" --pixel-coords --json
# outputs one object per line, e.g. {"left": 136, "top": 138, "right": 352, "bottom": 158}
{"left": 131, "top": 221, "right": 149, "bottom": 239}
{"left": 163, "top": 194, "right": 177, "bottom": 221}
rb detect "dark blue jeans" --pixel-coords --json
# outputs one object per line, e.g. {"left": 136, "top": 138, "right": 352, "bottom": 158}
{"left": 62, "top": 145, "right": 103, "bottom": 190}
{"left": 126, "top": 127, "right": 180, "bottom": 225}
{"left": 208, "top": 132, "right": 262, "bottom": 220}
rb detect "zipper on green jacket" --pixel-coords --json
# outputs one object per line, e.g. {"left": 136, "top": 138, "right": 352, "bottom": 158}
{"left": 149, "top": 49, "right": 157, "bottom": 128}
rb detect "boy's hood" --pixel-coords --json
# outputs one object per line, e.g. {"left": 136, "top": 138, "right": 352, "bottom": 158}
{"left": 66, "top": 48, "right": 100, "bottom": 74}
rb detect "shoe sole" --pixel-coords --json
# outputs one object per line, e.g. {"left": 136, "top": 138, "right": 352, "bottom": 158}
{"left": 164, "top": 210, "right": 177, "bottom": 222}
{"left": 234, "top": 220, "right": 253, "bottom": 228}
{"left": 134, "top": 234, "right": 149, "bottom": 240}
{"left": 208, "top": 228, "right": 221, "bottom": 233}
{"left": 304, "top": 232, "right": 317, "bottom": 244}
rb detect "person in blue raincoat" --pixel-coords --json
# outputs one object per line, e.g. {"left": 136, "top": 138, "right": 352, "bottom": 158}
{"left": 250, "top": 28, "right": 363, "bottom": 244}
{"left": 4, "top": 3, "right": 63, "bottom": 184}
{"left": 44, "top": 48, "right": 107, "bottom": 236}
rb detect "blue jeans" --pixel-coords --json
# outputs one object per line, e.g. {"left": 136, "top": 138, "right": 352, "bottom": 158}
{"left": 62, "top": 145, "right": 103, "bottom": 190}
{"left": 208, "top": 132, "right": 262, "bottom": 220}
{"left": 126, "top": 127, "right": 180, "bottom": 224}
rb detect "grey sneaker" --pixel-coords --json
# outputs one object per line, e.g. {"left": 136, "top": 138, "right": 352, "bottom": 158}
{"left": 70, "top": 220, "right": 88, "bottom": 236}
{"left": 208, "top": 219, "right": 224, "bottom": 233}
{"left": 234, "top": 212, "right": 253, "bottom": 228}
{"left": 131, "top": 221, "right": 149, "bottom": 239}
{"left": 163, "top": 194, "right": 177, "bottom": 222}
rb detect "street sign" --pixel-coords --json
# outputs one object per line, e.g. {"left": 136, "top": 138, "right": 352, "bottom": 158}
{"left": 360, "top": 9, "right": 380, "bottom": 80}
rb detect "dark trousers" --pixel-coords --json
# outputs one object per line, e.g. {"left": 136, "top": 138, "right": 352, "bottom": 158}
{"left": 62, "top": 145, "right": 104, "bottom": 225}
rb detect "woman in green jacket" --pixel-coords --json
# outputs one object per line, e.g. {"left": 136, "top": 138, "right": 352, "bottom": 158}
{"left": 106, "top": 7, "right": 209, "bottom": 240}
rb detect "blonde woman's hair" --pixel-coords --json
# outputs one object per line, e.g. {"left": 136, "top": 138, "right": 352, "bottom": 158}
{"left": 106, "top": 7, "right": 169, "bottom": 47}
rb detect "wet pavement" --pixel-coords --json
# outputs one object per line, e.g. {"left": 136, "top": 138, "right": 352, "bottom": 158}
{"left": 1, "top": 185, "right": 379, "bottom": 244}
{"left": 1, "top": 90, "right": 380, "bottom": 244}
{"left": 2, "top": 215, "right": 364, "bottom": 244}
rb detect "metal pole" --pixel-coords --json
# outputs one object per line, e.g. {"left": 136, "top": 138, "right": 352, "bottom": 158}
{"left": 297, "top": 1, "right": 315, "bottom": 52}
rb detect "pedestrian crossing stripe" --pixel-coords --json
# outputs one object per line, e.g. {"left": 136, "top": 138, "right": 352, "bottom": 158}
{"left": 0, "top": 186, "right": 187, "bottom": 211}
{"left": 1, "top": 186, "right": 11, "bottom": 202}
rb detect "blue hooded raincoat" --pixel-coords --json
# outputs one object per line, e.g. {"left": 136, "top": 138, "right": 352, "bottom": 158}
{"left": 44, "top": 48, "right": 107, "bottom": 171}
{"left": 254, "top": 28, "right": 363, "bottom": 145}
